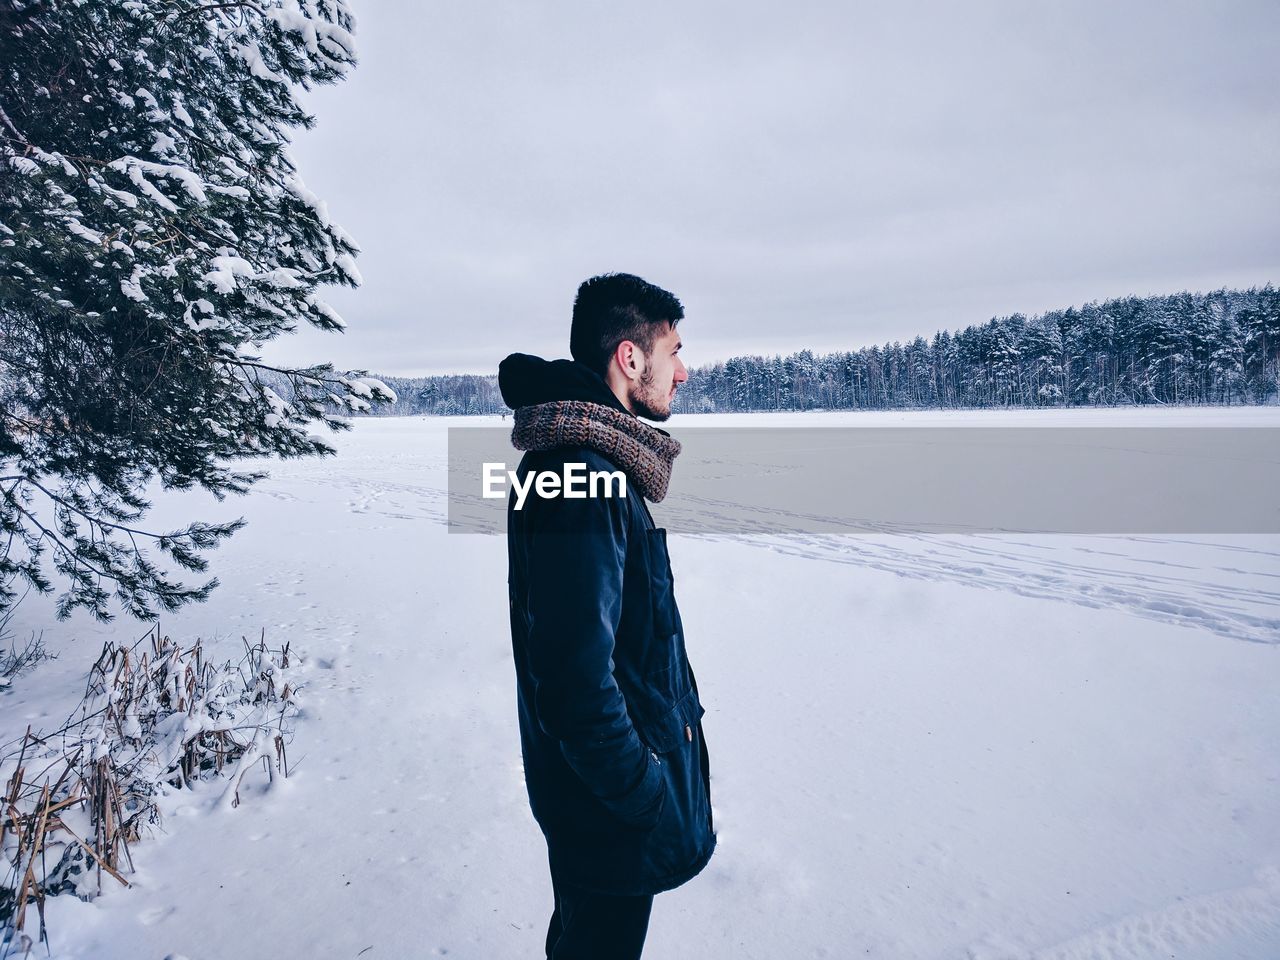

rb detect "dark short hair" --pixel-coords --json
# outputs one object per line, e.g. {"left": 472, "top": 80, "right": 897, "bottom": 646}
{"left": 570, "top": 273, "right": 683, "bottom": 378}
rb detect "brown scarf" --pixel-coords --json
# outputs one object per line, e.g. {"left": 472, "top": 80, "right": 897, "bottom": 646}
{"left": 511, "top": 400, "right": 682, "bottom": 502}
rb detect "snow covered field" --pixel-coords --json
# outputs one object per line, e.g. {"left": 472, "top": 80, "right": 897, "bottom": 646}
{"left": 4, "top": 408, "right": 1279, "bottom": 959}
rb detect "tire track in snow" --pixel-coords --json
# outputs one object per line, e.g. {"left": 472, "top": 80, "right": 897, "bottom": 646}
{"left": 678, "top": 526, "right": 1280, "bottom": 645}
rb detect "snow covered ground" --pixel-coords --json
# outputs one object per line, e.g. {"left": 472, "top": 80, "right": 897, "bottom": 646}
{"left": 3, "top": 408, "right": 1279, "bottom": 959}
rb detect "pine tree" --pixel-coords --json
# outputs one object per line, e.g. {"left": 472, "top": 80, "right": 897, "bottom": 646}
{"left": 907, "top": 335, "right": 933, "bottom": 407}
{"left": 1018, "top": 314, "right": 1064, "bottom": 405}
{"left": 990, "top": 315, "right": 1022, "bottom": 406}
{"left": 0, "top": 0, "right": 395, "bottom": 621}
{"left": 1242, "top": 284, "right": 1280, "bottom": 402}
{"left": 1074, "top": 302, "right": 1115, "bottom": 404}
{"left": 931, "top": 330, "right": 956, "bottom": 407}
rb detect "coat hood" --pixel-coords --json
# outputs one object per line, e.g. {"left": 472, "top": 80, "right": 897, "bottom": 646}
{"left": 498, "top": 353, "right": 631, "bottom": 414}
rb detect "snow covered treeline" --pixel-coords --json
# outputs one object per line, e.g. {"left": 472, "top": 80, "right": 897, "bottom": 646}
{"left": 0, "top": 0, "right": 394, "bottom": 622}
{"left": 338, "top": 372, "right": 507, "bottom": 418}
{"left": 333, "top": 285, "right": 1279, "bottom": 417}
{"left": 678, "top": 286, "right": 1280, "bottom": 412}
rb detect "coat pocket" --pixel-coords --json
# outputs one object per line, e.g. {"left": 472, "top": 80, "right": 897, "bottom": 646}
{"left": 645, "top": 528, "right": 678, "bottom": 639}
{"left": 634, "top": 687, "right": 705, "bottom": 755}
{"left": 632, "top": 687, "right": 711, "bottom": 875}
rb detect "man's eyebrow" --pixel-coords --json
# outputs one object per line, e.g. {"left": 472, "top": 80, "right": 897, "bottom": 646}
{"left": 675, "top": 341, "right": 683, "bottom": 351}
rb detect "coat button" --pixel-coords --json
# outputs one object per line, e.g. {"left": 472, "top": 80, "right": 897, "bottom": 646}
{"left": 685, "top": 724, "right": 692, "bottom": 742}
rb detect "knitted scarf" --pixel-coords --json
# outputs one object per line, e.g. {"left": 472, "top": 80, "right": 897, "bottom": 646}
{"left": 511, "top": 400, "right": 682, "bottom": 503}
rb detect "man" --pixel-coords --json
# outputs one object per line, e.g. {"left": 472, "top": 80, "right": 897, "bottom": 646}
{"left": 499, "top": 273, "right": 715, "bottom": 960}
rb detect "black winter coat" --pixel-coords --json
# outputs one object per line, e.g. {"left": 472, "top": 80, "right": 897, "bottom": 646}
{"left": 501, "top": 355, "right": 716, "bottom": 896}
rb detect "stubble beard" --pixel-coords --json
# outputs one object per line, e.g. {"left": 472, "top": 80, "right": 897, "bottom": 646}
{"left": 631, "top": 366, "right": 673, "bottom": 422}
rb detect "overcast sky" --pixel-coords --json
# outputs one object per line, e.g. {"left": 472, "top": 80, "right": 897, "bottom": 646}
{"left": 261, "top": 0, "right": 1280, "bottom": 378}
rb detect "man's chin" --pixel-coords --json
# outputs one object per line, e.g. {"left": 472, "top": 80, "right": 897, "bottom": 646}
{"left": 633, "top": 399, "right": 672, "bottom": 423}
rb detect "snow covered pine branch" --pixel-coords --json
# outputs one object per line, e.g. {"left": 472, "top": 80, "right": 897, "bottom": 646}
{"left": 0, "top": 0, "right": 396, "bottom": 622}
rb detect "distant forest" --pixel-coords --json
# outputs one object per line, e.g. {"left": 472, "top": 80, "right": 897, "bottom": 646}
{"left": 351, "top": 285, "right": 1280, "bottom": 415}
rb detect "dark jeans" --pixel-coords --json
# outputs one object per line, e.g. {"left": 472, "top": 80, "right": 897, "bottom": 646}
{"left": 545, "top": 868, "right": 654, "bottom": 960}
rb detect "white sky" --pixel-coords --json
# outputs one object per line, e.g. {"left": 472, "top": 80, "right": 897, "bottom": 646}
{"left": 262, "top": 0, "right": 1280, "bottom": 378}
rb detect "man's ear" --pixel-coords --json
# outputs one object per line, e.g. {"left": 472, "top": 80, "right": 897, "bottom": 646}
{"left": 613, "top": 340, "right": 641, "bottom": 382}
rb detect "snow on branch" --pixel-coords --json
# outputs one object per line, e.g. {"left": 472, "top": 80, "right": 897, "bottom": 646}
{"left": 0, "top": 0, "right": 390, "bottom": 622}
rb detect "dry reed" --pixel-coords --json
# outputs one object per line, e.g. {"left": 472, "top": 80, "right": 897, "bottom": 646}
{"left": 0, "top": 624, "right": 300, "bottom": 955}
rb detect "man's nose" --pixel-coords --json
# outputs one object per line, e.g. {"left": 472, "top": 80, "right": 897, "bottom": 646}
{"left": 674, "top": 358, "right": 688, "bottom": 383}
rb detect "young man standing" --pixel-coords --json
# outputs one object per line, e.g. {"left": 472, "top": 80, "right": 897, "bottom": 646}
{"left": 499, "top": 273, "right": 715, "bottom": 960}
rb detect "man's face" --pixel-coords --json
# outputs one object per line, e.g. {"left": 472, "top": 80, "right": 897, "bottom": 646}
{"left": 630, "top": 322, "right": 687, "bottom": 422}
